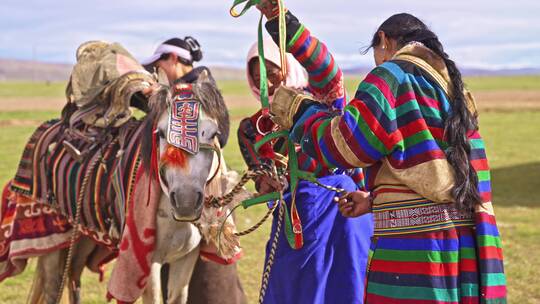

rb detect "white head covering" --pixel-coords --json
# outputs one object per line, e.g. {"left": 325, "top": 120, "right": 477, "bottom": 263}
{"left": 246, "top": 38, "right": 308, "bottom": 102}
{"left": 141, "top": 42, "right": 192, "bottom": 66}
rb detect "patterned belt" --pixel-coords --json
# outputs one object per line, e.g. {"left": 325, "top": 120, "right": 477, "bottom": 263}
{"left": 372, "top": 199, "right": 474, "bottom": 236}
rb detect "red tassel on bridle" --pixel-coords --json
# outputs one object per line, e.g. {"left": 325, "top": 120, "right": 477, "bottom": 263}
{"left": 162, "top": 145, "right": 188, "bottom": 168}
{"left": 147, "top": 125, "right": 190, "bottom": 206}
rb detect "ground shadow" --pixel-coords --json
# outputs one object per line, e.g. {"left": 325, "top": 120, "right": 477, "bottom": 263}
{"left": 491, "top": 162, "right": 540, "bottom": 207}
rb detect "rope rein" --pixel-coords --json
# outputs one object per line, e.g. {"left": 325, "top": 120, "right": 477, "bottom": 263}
{"left": 55, "top": 152, "right": 102, "bottom": 304}
{"left": 207, "top": 168, "right": 347, "bottom": 211}
{"left": 211, "top": 165, "right": 346, "bottom": 304}
{"left": 258, "top": 191, "right": 284, "bottom": 302}
{"left": 204, "top": 169, "right": 269, "bottom": 209}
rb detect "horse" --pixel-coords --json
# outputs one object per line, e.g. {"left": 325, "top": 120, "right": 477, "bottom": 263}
{"left": 0, "top": 71, "right": 232, "bottom": 303}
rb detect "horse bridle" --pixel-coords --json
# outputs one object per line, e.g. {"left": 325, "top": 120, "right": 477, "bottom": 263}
{"left": 154, "top": 130, "right": 222, "bottom": 223}
{"left": 200, "top": 141, "right": 222, "bottom": 185}
{"left": 153, "top": 83, "right": 224, "bottom": 222}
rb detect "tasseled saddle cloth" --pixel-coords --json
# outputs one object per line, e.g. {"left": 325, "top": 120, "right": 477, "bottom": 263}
{"left": 10, "top": 118, "right": 144, "bottom": 247}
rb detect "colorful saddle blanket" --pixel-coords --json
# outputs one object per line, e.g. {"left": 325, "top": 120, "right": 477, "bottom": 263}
{"left": 10, "top": 119, "right": 144, "bottom": 247}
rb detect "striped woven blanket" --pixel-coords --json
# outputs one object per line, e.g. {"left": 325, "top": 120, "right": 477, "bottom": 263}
{"left": 10, "top": 118, "right": 144, "bottom": 247}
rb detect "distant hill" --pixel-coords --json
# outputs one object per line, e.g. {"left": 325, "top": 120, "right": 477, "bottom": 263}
{"left": 1, "top": 58, "right": 539, "bottom": 82}
{"left": 0, "top": 59, "right": 246, "bottom": 82}
{"left": 460, "top": 67, "right": 540, "bottom": 76}
{"left": 0, "top": 59, "right": 72, "bottom": 82}
{"left": 343, "top": 66, "right": 540, "bottom": 77}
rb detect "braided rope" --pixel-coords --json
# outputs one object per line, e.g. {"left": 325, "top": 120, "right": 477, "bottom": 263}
{"left": 213, "top": 168, "right": 348, "bottom": 242}
{"left": 309, "top": 178, "right": 347, "bottom": 195}
{"left": 235, "top": 202, "right": 277, "bottom": 237}
{"left": 205, "top": 169, "right": 269, "bottom": 208}
{"left": 258, "top": 195, "right": 284, "bottom": 303}
{"left": 210, "top": 166, "right": 348, "bottom": 304}
{"left": 207, "top": 169, "right": 348, "bottom": 210}
{"left": 54, "top": 154, "right": 101, "bottom": 304}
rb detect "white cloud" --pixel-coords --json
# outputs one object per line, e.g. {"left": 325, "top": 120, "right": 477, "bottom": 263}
{"left": 1, "top": 0, "right": 539, "bottom": 69}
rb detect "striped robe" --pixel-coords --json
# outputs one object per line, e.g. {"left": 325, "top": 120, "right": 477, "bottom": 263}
{"left": 288, "top": 42, "right": 507, "bottom": 302}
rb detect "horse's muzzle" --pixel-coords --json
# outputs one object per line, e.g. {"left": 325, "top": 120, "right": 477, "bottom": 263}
{"left": 169, "top": 189, "right": 204, "bottom": 222}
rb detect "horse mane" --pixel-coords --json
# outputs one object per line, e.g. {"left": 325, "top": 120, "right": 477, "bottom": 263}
{"left": 141, "top": 86, "right": 170, "bottom": 172}
{"left": 140, "top": 80, "right": 230, "bottom": 172}
{"left": 193, "top": 79, "right": 230, "bottom": 148}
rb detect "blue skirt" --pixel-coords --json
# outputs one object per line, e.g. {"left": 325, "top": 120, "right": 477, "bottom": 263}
{"left": 262, "top": 175, "right": 373, "bottom": 304}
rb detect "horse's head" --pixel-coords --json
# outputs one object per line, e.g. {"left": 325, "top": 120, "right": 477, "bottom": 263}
{"left": 142, "top": 71, "right": 229, "bottom": 221}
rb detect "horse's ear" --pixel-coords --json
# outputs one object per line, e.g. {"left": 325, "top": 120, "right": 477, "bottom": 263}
{"left": 197, "top": 69, "right": 211, "bottom": 85}
{"left": 156, "top": 67, "right": 169, "bottom": 85}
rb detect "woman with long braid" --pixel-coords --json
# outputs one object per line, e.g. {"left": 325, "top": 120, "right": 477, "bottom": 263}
{"left": 263, "top": 3, "right": 507, "bottom": 302}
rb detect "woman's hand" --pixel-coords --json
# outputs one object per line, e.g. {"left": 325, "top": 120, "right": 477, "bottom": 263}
{"left": 256, "top": 0, "right": 280, "bottom": 19}
{"left": 336, "top": 191, "right": 372, "bottom": 218}
{"left": 255, "top": 175, "right": 283, "bottom": 195}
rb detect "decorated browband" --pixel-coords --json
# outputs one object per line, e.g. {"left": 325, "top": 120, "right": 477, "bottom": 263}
{"left": 167, "top": 84, "right": 201, "bottom": 155}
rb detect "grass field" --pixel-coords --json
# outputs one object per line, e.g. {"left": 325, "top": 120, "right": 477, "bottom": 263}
{"left": 2, "top": 75, "right": 540, "bottom": 99}
{"left": 0, "top": 77, "right": 539, "bottom": 303}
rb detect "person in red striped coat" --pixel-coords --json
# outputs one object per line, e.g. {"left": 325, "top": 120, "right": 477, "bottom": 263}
{"left": 266, "top": 3, "right": 507, "bottom": 303}
{"left": 237, "top": 4, "right": 373, "bottom": 304}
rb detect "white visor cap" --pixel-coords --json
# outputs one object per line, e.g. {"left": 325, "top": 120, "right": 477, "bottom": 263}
{"left": 141, "top": 43, "right": 192, "bottom": 66}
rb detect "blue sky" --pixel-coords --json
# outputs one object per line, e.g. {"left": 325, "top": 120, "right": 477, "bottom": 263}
{"left": 1, "top": 0, "right": 539, "bottom": 69}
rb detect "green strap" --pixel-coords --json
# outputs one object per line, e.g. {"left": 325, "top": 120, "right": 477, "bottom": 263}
{"left": 230, "top": 0, "right": 301, "bottom": 249}
{"left": 281, "top": 201, "right": 296, "bottom": 247}
{"left": 231, "top": 1, "right": 270, "bottom": 111}
{"left": 297, "top": 170, "right": 317, "bottom": 183}
{"left": 284, "top": 139, "right": 300, "bottom": 248}
{"left": 230, "top": 0, "right": 287, "bottom": 113}
{"left": 254, "top": 130, "right": 288, "bottom": 151}
{"left": 277, "top": 0, "right": 287, "bottom": 74}
{"left": 287, "top": 140, "right": 299, "bottom": 195}
{"left": 242, "top": 192, "right": 281, "bottom": 209}
{"left": 256, "top": 14, "right": 271, "bottom": 112}
{"left": 230, "top": 0, "right": 260, "bottom": 17}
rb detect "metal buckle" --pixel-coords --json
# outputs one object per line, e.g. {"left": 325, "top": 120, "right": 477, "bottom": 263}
{"left": 62, "top": 140, "right": 85, "bottom": 162}
{"left": 293, "top": 223, "right": 302, "bottom": 234}
{"left": 255, "top": 115, "right": 269, "bottom": 136}
{"left": 256, "top": 114, "right": 280, "bottom": 136}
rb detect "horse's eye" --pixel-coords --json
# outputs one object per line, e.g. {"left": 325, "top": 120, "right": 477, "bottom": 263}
{"left": 157, "top": 130, "right": 165, "bottom": 139}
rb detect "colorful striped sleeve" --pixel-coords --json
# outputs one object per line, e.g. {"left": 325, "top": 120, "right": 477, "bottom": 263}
{"left": 347, "top": 168, "right": 366, "bottom": 191}
{"left": 266, "top": 12, "right": 345, "bottom": 108}
{"left": 289, "top": 65, "right": 404, "bottom": 169}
